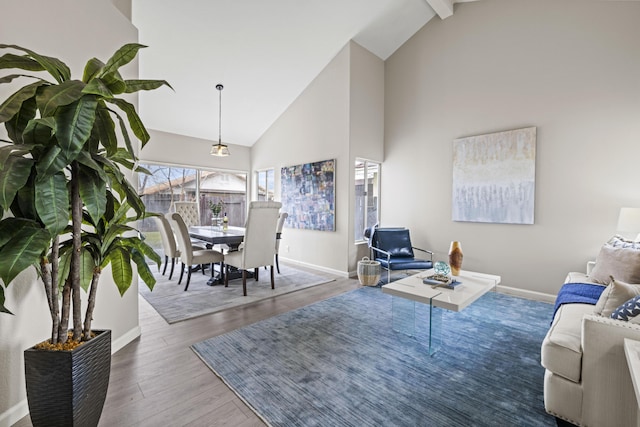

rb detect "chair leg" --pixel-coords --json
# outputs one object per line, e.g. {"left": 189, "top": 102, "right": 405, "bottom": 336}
{"left": 178, "top": 262, "right": 185, "bottom": 284}
{"left": 270, "top": 265, "right": 274, "bottom": 289}
{"left": 224, "top": 264, "right": 229, "bottom": 287}
{"left": 162, "top": 255, "right": 168, "bottom": 275}
{"left": 201, "top": 264, "right": 206, "bottom": 275}
{"left": 254, "top": 267, "right": 259, "bottom": 281}
{"left": 242, "top": 270, "right": 247, "bottom": 296}
{"left": 184, "top": 267, "right": 192, "bottom": 291}
{"left": 275, "top": 253, "right": 280, "bottom": 274}
{"left": 169, "top": 258, "right": 176, "bottom": 280}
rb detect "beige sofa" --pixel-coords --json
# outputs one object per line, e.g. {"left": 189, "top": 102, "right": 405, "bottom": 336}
{"left": 541, "top": 268, "right": 640, "bottom": 426}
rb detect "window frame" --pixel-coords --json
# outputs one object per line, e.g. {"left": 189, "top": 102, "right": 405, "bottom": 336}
{"left": 354, "top": 158, "right": 381, "bottom": 243}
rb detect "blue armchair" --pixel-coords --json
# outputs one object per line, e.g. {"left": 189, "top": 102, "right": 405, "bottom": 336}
{"left": 367, "top": 227, "right": 433, "bottom": 284}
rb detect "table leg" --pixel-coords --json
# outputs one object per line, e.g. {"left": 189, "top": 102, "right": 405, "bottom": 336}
{"left": 391, "top": 296, "right": 442, "bottom": 356}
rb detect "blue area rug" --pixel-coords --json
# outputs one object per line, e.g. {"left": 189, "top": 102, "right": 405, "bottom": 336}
{"left": 192, "top": 287, "right": 556, "bottom": 426}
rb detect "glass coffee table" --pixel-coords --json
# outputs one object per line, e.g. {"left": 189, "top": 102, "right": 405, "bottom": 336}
{"left": 381, "top": 269, "right": 501, "bottom": 355}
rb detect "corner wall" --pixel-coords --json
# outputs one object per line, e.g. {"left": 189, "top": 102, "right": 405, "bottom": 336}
{"left": 252, "top": 42, "right": 385, "bottom": 276}
{"left": 384, "top": 0, "right": 640, "bottom": 295}
{"left": 251, "top": 44, "right": 351, "bottom": 274}
{"left": 0, "top": 1, "right": 140, "bottom": 425}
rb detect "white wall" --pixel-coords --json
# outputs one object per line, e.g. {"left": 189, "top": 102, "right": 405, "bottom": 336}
{"left": 0, "top": 1, "right": 140, "bottom": 425}
{"left": 142, "top": 129, "right": 251, "bottom": 172}
{"left": 252, "top": 42, "right": 385, "bottom": 276}
{"left": 252, "top": 44, "right": 352, "bottom": 274}
{"left": 384, "top": 0, "right": 640, "bottom": 296}
{"left": 347, "top": 43, "right": 385, "bottom": 271}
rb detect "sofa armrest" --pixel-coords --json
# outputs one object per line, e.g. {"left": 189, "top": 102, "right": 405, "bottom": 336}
{"left": 581, "top": 314, "right": 640, "bottom": 427}
{"left": 586, "top": 260, "right": 596, "bottom": 275}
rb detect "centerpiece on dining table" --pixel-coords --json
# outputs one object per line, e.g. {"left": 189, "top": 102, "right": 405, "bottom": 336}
{"left": 209, "top": 199, "right": 224, "bottom": 228}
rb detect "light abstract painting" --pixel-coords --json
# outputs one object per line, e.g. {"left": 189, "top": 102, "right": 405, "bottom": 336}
{"left": 452, "top": 127, "right": 536, "bottom": 224}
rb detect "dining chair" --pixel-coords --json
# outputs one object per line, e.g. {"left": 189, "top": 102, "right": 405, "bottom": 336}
{"left": 173, "top": 201, "right": 201, "bottom": 228}
{"left": 274, "top": 212, "right": 288, "bottom": 274}
{"left": 152, "top": 215, "right": 180, "bottom": 280}
{"left": 224, "top": 201, "right": 281, "bottom": 296}
{"left": 171, "top": 213, "right": 224, "bottom": 291}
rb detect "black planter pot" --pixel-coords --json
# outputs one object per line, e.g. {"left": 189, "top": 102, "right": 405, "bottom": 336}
{"left": 24, "top": 329, "right": 111, "bottom": 427}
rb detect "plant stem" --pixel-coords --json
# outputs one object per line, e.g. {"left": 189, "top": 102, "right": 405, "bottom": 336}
{"left": 70, "top": 162, "right": 83, "bottom": 341}
{"left": 83, "top": 269, "right": 101, "bottom": 340}
{"left": 50, "top": 236, "right": 60, "bottom": 343}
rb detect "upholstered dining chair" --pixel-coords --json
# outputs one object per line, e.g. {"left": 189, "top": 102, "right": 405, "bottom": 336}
{"left": 224, "top": 201, "right": 281, "bottom": 296}
{"left": 274, "top": 212, "right": 288, "bottom": 274}
{"left": 173, "top": 201, "right": 201, "bottom": 228}
{"left": 171, "top": 213, "right": 224, "bottom": 291}
{"left": 153, "top": 215, "right": 180, "bottom": 280}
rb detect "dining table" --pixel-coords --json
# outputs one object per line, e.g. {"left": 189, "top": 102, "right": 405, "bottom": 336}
{"left": 188, "top": 225, "right": 248, "bottom": 285}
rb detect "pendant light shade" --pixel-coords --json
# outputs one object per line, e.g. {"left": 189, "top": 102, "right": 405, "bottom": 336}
{"left": 210, "top": 83, "right": 230, "bottom": 157}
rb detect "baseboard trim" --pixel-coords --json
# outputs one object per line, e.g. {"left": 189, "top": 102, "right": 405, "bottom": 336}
{"left": 279, "top": 257, "right": 349, "bottom": 278}
{"left": 0, "top": 399, "right": 29, "bottom": 427}
{"left": 112, "top": 325, "right": 142, "bottom": 353}
{"left": 0, "top": 325, "right": 142, "bottom": 427}
{"left": 496, "top": 284, "right": 556, "bottom": 303}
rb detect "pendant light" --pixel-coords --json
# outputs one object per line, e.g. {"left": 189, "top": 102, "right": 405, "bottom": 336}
{"left": 210, "top": 83, "right": 230, "bottom": 157}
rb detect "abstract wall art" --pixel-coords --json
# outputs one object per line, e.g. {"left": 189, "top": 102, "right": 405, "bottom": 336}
{"left": 281, "top": 159, "right": 335, "bottom": 231}
{"left": 452, "top": 127, "right": 536, "bottom": 224}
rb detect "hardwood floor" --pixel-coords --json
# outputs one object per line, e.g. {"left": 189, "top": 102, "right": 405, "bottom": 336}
{"left": 14, "top": 266, "right": 361, "bottom": 427}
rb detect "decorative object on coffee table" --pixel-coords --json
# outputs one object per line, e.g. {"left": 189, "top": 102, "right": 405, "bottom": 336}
{"left": 449, "top": 241, "right": 464, "bottom": 276}
{"left": 433, "top": 261, "right": 451, "bottom": 276}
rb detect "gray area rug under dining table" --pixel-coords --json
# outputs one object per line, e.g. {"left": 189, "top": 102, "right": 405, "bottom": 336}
{"left": 192, "top": 286, "right": 557, "bottom": 427}
{"left": 139, "top": 264, "right": 334, "bottom": 323}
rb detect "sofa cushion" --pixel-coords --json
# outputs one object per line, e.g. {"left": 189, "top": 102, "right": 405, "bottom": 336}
{"left": 589, "top": 236, "right": 640, "bottom": 284}
{"left": 541, "top": 303, "right": 594, "bottom": 383}
{"left": 611, "top": 295, "right": 640, "bottom": 323}
{"left": 594, "top": 278, "right": 640, "bottom": 317}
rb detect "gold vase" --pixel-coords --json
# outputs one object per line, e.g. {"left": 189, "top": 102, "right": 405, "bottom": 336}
{"left": 448, "top": 241, "right": 463, "bottom": 276}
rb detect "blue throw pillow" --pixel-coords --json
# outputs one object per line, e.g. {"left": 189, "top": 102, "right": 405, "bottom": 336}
{"left": 611, "top": 295, "right": 640, "bottom": 321}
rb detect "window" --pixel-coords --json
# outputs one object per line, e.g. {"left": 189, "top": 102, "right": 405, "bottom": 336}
{"left": 354, "top": 159, "right": 380, "bottom": 242}
{"left": 138, "top": 163, "right": 247, "bottom": 252}
{"left": 256, "top": 168, "right": 275, "bottom": 201}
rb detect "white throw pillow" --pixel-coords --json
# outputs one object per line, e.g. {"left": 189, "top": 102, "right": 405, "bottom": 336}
{"left": 589, "top": 236, "right": 640, "bottom": 284}
{"left": 594, "top": 277, "right": 640, "bottom": 317}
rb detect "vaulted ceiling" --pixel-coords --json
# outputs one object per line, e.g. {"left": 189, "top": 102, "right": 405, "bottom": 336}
{"left": 132, "top": 0, "right": 474, "bottom": 147}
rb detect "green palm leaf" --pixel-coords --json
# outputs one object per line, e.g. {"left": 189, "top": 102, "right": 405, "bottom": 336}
{"left": 78, "top": 248, "right": 94, "bottom": 293}
{"left": 124, "top": 79, "right": 173, "bottom": 93}
{"left": 0, "top": 220, "right": 50, "bottom": 286}
{"left": 36, "top": 80, "right": 85, "bottom": 117}
{"left": 0, "top": 155, "right": 33, "bottom": 210}
{"left": 55, "top": 95, "right": 98, "bottom": 160}
{"left": 100, "top": 44, "right": 146, "bottom": 77}
{"left": 82, "top": 58, "right": 105, "bottom": 83}
{"left": 35, "top": 145, "right": 68, "bottom": 178}
{"left": 94, "top": 104, "right": 117, "bottom": 156}
{"left": 78, "top": 168, "right": 107, "bottom": 225}
{"left": 35, "top": 172, "right": 69, "bottom": 236}
{"left": 0, "top": 44, "right": 71, "bottom": 83}
{"left": 0, "top": 288, "right": 12, "bottom": 314}
{"left": 131, "top": 249, "right": 156, "bottom": 291}
{"left": 6, "top": 96, "right": 36, "bottom": 144}
{"left": 82, "top": 78, "right": 113, "bottom": 98}
{"left": 0, "top": 81, "right": 45, "bottom": 123}
{"left": 106, "top": 246, "right": 132, "bottom": 296}
{"left": 22, "top": 117, "right": 55, "bottom": 146}
{"left": 0, "top": 53, "right": 45, "bottom": 72}
{"left": 107, "top": 98, "right": 149, "bottom": 144}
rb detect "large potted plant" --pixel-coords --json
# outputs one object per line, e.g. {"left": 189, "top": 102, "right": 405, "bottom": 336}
{"left": 0, "top": 43, "right": 168, "bottom": 426}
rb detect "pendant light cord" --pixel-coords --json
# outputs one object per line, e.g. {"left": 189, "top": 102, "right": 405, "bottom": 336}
{"left": 216, "top": 84, "right": 223, "bottom": 144}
